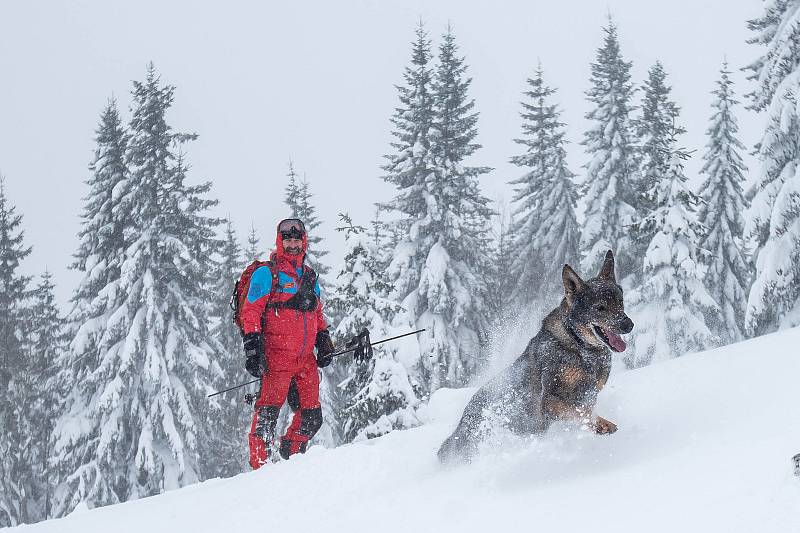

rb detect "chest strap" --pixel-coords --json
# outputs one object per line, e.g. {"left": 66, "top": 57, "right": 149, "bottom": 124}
{"left": 266, "top": 267, "right": 318, "bottom": 312}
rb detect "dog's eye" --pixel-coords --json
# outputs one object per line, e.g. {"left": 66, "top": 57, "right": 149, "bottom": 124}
{"left": 595, "top": 304, "right": 607, "bottom": 312}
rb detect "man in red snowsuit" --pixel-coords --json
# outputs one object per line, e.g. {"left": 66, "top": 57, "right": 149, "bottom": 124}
{"left": 239, "top": 218, "right": 335, "bottom": 469}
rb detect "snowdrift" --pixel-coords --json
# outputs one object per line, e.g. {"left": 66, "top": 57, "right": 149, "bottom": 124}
{"left": 16, "top": 328, "right": 800, "bottom": 533}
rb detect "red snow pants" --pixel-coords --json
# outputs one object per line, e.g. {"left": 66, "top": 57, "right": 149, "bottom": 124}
{"left": 248, "top": 354, "right": 322, "bottom": 469}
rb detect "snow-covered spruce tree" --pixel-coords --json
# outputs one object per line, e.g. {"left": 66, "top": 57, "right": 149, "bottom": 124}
{"left": 327, "top": 215, "right": 421, "bottom": 442}
{"left": 21, "top": 271, "right": 68, "bottom": 522}
{"left": 427, "top": 25, "right": 494, "bottom": 383}
{"left": 381, "top": 21, "right": 436, "bottom": 306}
{"left": 284, "top": 159, "right": 301, "bottom": 205}
{"left": 743, "top": 2, "right": 800, "bottom": 335}
{"left": 0, "top": 178, "right": 32, "bottom": 527}
{"left": 210, "top": 219, "right": 245, "bottom": 363}
{"left": 296, "top": 178, "right": 330, "bottom": 279}
{"left": 369, "top": 208, "right": 392, "bottom": 252}
{"left": 626, "top": 134, "right": 719, "bottom": 367}
{"left": 49, "top": 99, "right": 130, "bottom": 516}
{"left": 69, "top": 98, "right": 129, "bottom": 328}
{"left": 244, "top": 222, "right": 260, "bottom": 261}
{"left": 172, "top": 151, "right": 233, "bottom": 478}
{"left": 206, "top": 218, "right": 249, "bottom": 477}
{"left": 283, "top": 161, "right": 330, "bottom": 281}
{"left": 580, "top": 20, "right": 637, "bottom": 279}
{"left": 630, "top": 62, "right": 686, "bottom": 283}
{"left": 698, "top": 62, "right": 751, "bottom": 343}
{"left": 385, "top": 24, "right": 494, "bottom": 391}
{"left": 634, "top": 61, "right": 684, "bottom": 211}
{"left": 482, "top": 201, "right": 514, "bottom": 323}
{"left": 52, "top": 65, "right": 222, "bottom": 514}
{"left": 330, "top": 208, "right": 393, "bottom": 331}
{"left": 509, "top": 64, "right": 580, "bottom": 307}
{"left": 382, "top": 21, "right": 435, "bottom": 201}
{"left": 380, "top": 21, "right": 435, "bottom": 347}
{"left": 58, "top": 99, "right": 128, "bottom": 363}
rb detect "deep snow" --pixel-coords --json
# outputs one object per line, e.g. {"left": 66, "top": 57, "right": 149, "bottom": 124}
{"left": 16, "top": 327, "right": 800, "bottom": 533}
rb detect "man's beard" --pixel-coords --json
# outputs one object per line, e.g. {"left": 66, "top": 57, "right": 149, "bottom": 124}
{"left": 285, "top": 246, "right": 302, "bottom": 256}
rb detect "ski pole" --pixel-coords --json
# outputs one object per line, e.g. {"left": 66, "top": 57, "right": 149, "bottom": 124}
{"left": 206, "top": 329, "right": 425, "bottom": 398}
{"left": 207, "top": 378, "right": 260, "bottom": 398}
{"left": 328, "top": 328, "right": 426, "bottom": 358}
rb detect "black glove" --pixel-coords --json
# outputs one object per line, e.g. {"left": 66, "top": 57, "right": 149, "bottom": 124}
{"left": 315, "top": 329, "right": 335, "bottom": 368}
{"left": 243, "top": 333, "right": 266, "bottom": 377}
{"left": 348, "top": 329, "right": 373, "bottom": 363}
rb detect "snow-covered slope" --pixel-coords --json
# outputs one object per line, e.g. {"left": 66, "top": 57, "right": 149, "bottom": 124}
{"left": 17, "top": 328, "right": 800, "bottom": 533}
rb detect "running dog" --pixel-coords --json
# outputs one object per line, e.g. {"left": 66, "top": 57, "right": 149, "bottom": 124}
{"left": 438, "top": 250, "right": 633, "bottom": 463}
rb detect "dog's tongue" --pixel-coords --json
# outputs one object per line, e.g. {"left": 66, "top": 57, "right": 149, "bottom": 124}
{"left": 603, "top": 328, "right": 627, "bottom": 352}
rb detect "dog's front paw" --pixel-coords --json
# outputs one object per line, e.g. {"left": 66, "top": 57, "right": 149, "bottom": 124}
{"left": 594, "top": 416, "right": 617, "bottom": 435}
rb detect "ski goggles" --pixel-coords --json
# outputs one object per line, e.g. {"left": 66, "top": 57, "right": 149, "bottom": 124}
{"left": 278, "top": 218, "right": 306, "bottom": 239}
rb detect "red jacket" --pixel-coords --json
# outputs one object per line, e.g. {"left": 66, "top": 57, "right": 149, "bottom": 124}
{"left": 239, "top": 226, "right": 327, "bottom": 371}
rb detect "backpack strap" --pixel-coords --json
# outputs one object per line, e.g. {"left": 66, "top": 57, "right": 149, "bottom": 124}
{"left": 263, "top": 260, "right": 278, "bottom": 295}
{"left": 231, "top": 259, "right": 278, "bottom": 334}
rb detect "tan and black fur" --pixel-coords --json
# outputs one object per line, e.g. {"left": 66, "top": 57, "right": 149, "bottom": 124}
{"left": 437, "top": 250, "right": 634, "bottom": 464}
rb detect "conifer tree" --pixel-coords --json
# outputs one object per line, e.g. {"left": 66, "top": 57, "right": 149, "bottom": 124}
{"left": 382, "top": 22, "right": 435, "bottom": 199}
{"left": 328, "top": 216, "right": 421, "bottom": 442}
{"left": 0, "top": 178, "right": 32, "bottom": 527}
{"left": 580, "top": 20, "right": 637, "bottom": 279}
{"left": 302, "top": 193, "right": 330, "bottom": 276}
{"left": 380, "top": 21, "right": 435, "bottom": 355}
{"left": 206, "top": 219, "right": 248, "bottom": 477}
{"left": 509, "top": 65, "right": 580, "bottom": 307}
{"left": 50, "top": 98, "right": 130, "bottom": 517}
{"left": 283, "top": 161, "right": 330, "bottom": 280}
{"left": 627, "top": 134, "right": 718, "bottom": 366}
{"left": 284, "top": 159, "right": 301, "bottom": 206}
{"left": 635, "top": 62, "right": 684, "bottom": 210}
{"left": 70, "top": 98, "right": 128, "bottom": 322}
{"left": 698, "top": 62, "right": 751, "bottom": 343}
{"left": 385, "top": 24, "right": 494, "bottom": 391}
{"left": 244, "top": 222, "right": 260, "bottom": 261}
{"left": 482, "top": 201, "right": 514, "bottom": 322}
{"left": 52, "top": 65, "right": 221, "bottom": 514}
{"left": 297, "top": 177, "right": 330, "bottom": 277}
{"left": 743, "top": 1, "right": 800, "bottom": 335}
{"left": 24, "top": 271, "right": 68, "bottom": 522}
{"left": 369, "top": 208, "right": 392, "bottom": 253}
{"left": 381, "top": 21, "right": 436, "bottom": 259}
{"left": 211, "top": 219, "right": 245, "bottom": 362}
{"left": 629, "top": 62, "right": 686, "bottom": 277}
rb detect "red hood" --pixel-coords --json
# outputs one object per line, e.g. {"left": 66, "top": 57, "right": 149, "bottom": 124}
{"left": 273, "top": 221, "right": 308, "bottom": 266}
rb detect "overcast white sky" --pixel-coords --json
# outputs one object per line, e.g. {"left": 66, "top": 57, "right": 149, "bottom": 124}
{"left": 0, "top": 0, "right": 763, "bottom": 306}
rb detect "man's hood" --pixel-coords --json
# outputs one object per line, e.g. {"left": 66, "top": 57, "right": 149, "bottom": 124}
{"left": 274, "top": 220, "right": 308, "bottom": 264}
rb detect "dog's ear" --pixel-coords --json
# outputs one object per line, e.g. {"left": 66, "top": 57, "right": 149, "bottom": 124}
{"left": 598, "top": 250, "right": 616, "bottom": 282}
{"left": 562, "top": 264, "right": 586, "bottom": 304}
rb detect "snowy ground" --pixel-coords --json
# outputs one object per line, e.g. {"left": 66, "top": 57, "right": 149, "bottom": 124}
{"left": 16, "top": 328, "right": 800, "bottom": 533}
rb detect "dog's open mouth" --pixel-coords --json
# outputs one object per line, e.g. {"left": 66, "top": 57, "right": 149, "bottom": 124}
{"left": 593, "top": 325, "right": 627, "bottom": 352}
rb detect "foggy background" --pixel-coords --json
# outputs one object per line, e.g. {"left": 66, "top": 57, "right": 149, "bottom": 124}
{"left": 0, "top": 0, "right": 762, "bottom": 305}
